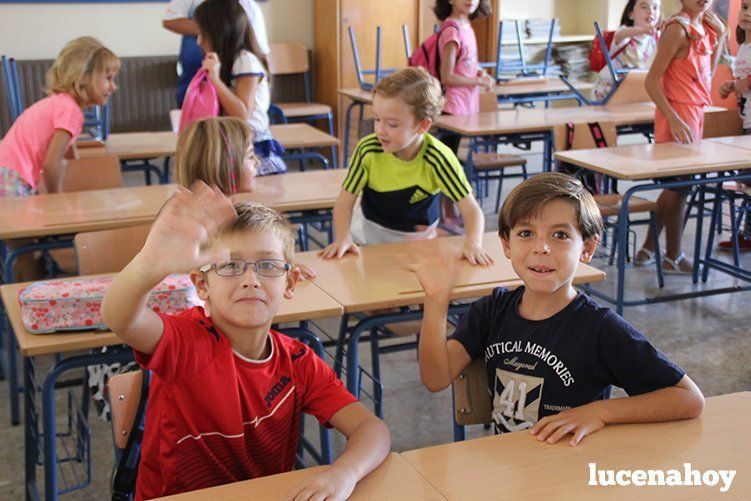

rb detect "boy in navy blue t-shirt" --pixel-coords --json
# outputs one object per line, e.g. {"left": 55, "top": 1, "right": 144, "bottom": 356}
{"left": 408, "top": 173, "right": 704, "bottom": 446}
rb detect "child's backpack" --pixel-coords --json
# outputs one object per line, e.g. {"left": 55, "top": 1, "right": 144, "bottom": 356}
{"left": 408, "top": 20, "right": 461, "bottom": 80}
{"left": 179, "top": 69, "right": 219, "bottom": 133}
{"left": 589, "top": 30, "right": 632, "bottom": 73}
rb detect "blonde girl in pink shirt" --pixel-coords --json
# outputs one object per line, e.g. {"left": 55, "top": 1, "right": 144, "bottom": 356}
{"left": 0, "top": 37, "right": 120, "bottom": 197}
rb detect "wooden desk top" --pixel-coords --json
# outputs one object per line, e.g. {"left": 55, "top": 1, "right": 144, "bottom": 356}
{"left": 338, "top": 87, "right": 375, "bottom": 104}
{"left": 0, "top": 169, "right": 345, "bottom": 240}
{"left": 707, "top": 134, "right": 751, "bottom": 151}
{"left": 296, "top": 233, "right": 605, "bottom": 312}
{"left": 494, "top": 78, "right": 594, "bottom": 96}
{"left": 434, "top": 104, "right": 726, "bottom": 136}
{"left": 77, "top": 124, "right": 338, "bottom": 160}
{"left": 402, "top": 392, "right": 751, "bottom": 500}
{"left": 554, "top": 141, "right": 751, "bottom": 181}
{"left": 154, "top": 453, "right": 444, "bottom": 500}
{"left": 1, "top": 279, "right": 342, "bottom": 357}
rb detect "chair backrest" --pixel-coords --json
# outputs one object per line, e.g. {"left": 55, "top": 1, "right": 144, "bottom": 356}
{"left": 61, "top": 155, "right": 123, "bottom": 192}
{"left": 553, "top": 121, "right": 618, "bottom": 152}
{"left": 479, "top": 91, "right": 498, "bottom": 112}
{"left": 453, "top": 358, "right": 492, "bottom": 426}
{"left": 268, "top": 42, "right": 309, "bottom": 75}
{"left": 74, "top": 224, "right": 151, "bottom": 275}
{"left": 109, "top": 370, "right": 145, "bottom": 450}
{"left": 603, "top": 70, "right": 649, "bottom": 105}
{"left": 702, "top": 109, "right": 744, "bottom": 139}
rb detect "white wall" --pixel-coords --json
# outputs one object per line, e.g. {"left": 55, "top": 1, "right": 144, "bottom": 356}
{"left": 0, "top": 0, "right": 313, "bottom": 60}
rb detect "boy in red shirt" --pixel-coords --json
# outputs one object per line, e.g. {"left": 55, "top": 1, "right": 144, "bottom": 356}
{"left": 102, "top": 183, "right": 390, "bottom": 500}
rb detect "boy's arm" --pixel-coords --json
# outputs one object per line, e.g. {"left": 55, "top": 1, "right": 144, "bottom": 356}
{"left": 162, "top": 18, "right": 199, "bottom": 36}
{"left": 102, "top": 183, "right": 236, "bottom": 354}
{"left": 286, "top": 402, "right": 390, "bottom": 501}
{"left": 456, "top": 195, "right": 493, "bottom": 266}
{"left": 405, "top": 252, "right": 472, "bottom": 391}
{"left": 318, "top": 189, "right": 360, "bottom": 259}
{"left": 530, "top": 375, "right": 704, "bottom": 447}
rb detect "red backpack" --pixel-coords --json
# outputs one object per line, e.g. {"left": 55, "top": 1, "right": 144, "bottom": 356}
{"left": 589, "top": 30, "right": 630, "bottom": 73}
{"left": 408, "top": 20, "right": 461, "bottom": 80}
{"left": 179, "top": 69, "right": 219, "bottom": 133}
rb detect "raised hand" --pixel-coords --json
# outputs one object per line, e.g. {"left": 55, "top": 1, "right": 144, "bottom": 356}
{"left": 140, "top": 182, "right": 237, "bottom": 277}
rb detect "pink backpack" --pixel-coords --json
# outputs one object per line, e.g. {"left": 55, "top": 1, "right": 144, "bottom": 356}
{"left": 179, "top": 69, "right": 219, "bottom": 133}
{"left": 408, "top": 20, "right": 461, "bottom": 80}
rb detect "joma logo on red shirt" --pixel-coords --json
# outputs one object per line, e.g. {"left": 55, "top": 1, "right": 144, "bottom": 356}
{"left": 264, "top": 376, "right": 292, "bottom": 408}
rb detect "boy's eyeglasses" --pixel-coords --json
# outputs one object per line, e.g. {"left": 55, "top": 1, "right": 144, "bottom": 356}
{"left": 199, "top": 258, "right": 291, "bottom": 278}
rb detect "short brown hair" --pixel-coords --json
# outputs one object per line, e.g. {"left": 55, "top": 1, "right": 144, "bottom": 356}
{"left": 374, "top": 67, "right": 444, "bottom": 121}
{"left": 46, "top": 37, "right": 120, "bottom": 105}
{"left": 498, "top": 173, "right": 603, "bottom": 241}
{"left": 217, "top": 202, "right": 296, "bottom": 263}
{"left": 176, "top": 117, "right": 255, "bottom": 195}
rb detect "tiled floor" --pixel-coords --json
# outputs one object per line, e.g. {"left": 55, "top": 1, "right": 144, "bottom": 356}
{"left": 1, "top": 134, "right": 749, "bottom": 500}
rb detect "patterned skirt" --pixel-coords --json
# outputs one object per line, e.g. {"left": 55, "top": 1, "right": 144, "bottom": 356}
{"left": 0, "top": 166, "right": 35, "bottom": 197}
{"left": 252, "top": 127, "right": 287, "bottom": 176}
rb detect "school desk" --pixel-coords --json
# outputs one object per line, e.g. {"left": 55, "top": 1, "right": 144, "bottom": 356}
{"left": 295, "top": 232, "right": 606, "bottom": 415}
{"left": 434, "top": 104, "right": 727, "bottom": 174}
{"left": 401, "top": 392, "right": 751, "bottom": 500}
{"left": 77, "top": 124, "right": 341, "bottom": 182}
{"left": 154, "top": 453, "right": 444, "bottom": 500}
{"left": 0, "top": 278, "right": 343, "bottom": 501}
{"left": 493, "top": 77, "right": 594, "bottom": 106}
{"left": 0, "top": 169, "right": 346, "bottom": 427}
{"left": 554, "top": 141, "right": 751, "bottom": 315}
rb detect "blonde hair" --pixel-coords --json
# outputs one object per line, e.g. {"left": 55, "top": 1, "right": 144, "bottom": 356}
{"left": 498, "top": 173, "right": 604, "bottom": 241}
{"left": 373, "top": 67, "right": 444, "bottom": 121}
{"left": 175, "top": 117, "right": 255, "bottom": 195}
{"left": 45, "top": 37, "right": 120, "bottom": 105}
{"left": 218, "top": 202, "right": 296, "bottom": 263}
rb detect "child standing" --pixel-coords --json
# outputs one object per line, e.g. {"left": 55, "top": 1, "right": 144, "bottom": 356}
{"left": 434, "top": 0, "right": 495, "bottom": 229}
{"left": 408, "top": 173, "right": 704, "bottom": 444}
{"left": 637, "top": 1, "right": 727, "bottom": 274}
{"left": 0, "top": 37, "right": 119, "bottom": 197}
{"left": 175, "top": 117, "right": 258, "bottom": 194}
{"left": 718, "top": 0, "right": 751, "bottom": 252}
{"left": 162, "top": 0, "right": 270, "bottom": 107}
{"left": 193, "top": 0, "right": 286, "bottom": 175}
{"left": 319, "top": 67, "right": 493, "bottom": 266}
{"left": 101, "top": 186, "right": 390, "bottom": 499}
{"left": 592, "top": 0, "right": 661, "bottom": 101}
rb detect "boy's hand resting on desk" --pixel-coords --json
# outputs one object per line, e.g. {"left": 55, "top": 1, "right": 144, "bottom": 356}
{"left": 139, "top": 182, "right": 237, "bottom": 276}
{"left": 529, "top": 403, "right": 605, "bottom": 447}
{"left": 285, "top": 466, "right": 356, "bottom": 501}
{"left": 463, "top": 242, "right": 494, "bottom": 266}
{"left": 294, "top": 263, "right": 316, "bottom": 281}
{"left": 318, "top": 237, "right": 360, "bottom": 259}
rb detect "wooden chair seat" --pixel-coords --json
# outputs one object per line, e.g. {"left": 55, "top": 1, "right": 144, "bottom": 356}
{"left": 595, "top": 194, "right": 657, "bottom": 217}
{"left": 277, "top": 102, "right": 332, "bottom": 117}
{"left": 459, "top": 152, "right": 527, "bottom": 170}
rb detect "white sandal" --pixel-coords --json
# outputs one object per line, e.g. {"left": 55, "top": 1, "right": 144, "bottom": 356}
{"left": 634, "top": 248, "right": 656, "bottom": 267}
{"left": 662, "top": 252, "right": 693, "bottom": 275}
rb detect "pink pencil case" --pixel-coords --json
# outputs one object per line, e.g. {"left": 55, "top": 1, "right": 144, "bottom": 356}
{"left": 19, "top": 275, "right": 201, "bottom": 334}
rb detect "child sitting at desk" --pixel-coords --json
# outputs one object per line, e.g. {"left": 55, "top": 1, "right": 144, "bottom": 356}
{"left": 101, "top": 186, "right": 390, "bottom": 499}
{"left": 319, "top": 67, "right": 492, "bottom": 266}
{"left": 408, "top": 173, "right": 704, "bottom": 445}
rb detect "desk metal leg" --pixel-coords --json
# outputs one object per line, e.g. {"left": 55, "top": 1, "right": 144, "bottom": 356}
{"left": 692, "top": 176, "right": 707, "bottom": 284}
{"left": 24, "top": 357, "right": 40, "bottom": 500}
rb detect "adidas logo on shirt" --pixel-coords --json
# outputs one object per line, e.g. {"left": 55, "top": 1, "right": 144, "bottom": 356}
{"left": 409, "top": 190, "right": 428, "bottom": 204}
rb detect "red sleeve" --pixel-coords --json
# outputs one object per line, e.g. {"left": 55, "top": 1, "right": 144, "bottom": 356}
{"left": 52, "top": 96, "right": 84, "bottom": 142}
{"left": 134, "top": 307, "right": 219, "bottom": 381}
{"left": 295, "top": 344, "right": 357, "bottom": 427}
